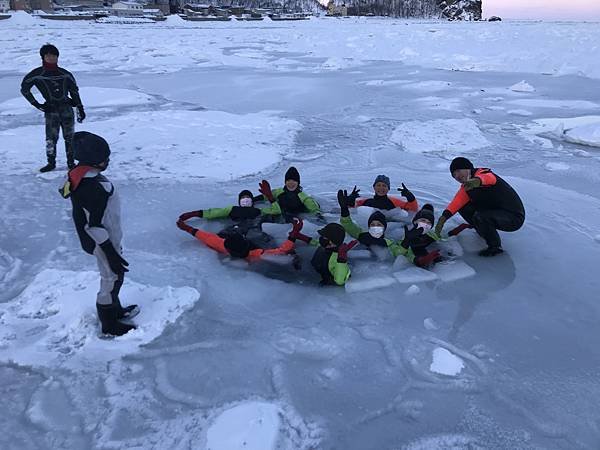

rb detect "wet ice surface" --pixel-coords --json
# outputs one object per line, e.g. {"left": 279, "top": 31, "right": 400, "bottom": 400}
{"left": 2, "top": 19, "right": 600, "bottom": 450}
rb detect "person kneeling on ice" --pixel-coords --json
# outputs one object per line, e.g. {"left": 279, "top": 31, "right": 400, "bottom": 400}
{"left": 338, "top": 190, "right": 441, "bottom": 268}
{"left": 177, "top": 187, "right": 282, "bottom": 248}
{"left": 176, "top": 218, "right": 295, "bottom": 261}
{"left": 60, "top": 131, "right": 138, "bottom": 337}
{"left": 434, "top": 157, "right": 525, "bottom": 257}
{"left": 344, "top": 174, "right": 419, "bottom": 212}
{"left": 255, "top": 167, "right": 320, "bottom": 222}
{"left": 288, "top": 220, "right": 357, "bottom": 286}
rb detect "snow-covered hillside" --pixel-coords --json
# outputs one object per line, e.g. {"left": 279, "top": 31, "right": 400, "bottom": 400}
{"left": 1, "top": 13, "right": 600, "bottom": 450}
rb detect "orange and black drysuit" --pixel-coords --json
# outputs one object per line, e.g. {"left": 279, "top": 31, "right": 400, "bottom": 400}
{"left": 353, "top": 194, "right": 418, "bottom": 211}
{"left": 441, "top": 168, "right": 525, "bottom": 249}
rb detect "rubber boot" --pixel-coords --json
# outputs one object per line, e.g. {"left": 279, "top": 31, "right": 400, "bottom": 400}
{"left": 39, "top": 158, "right": 56, "bottom": 173}
{"left": 479, "top": 246, "right": 504, "bottom": 257}
{"left": 114, "top": 297, "right": 140, "bottom": 320}
{"left": 67, "top": 157, "right": 76, "bottom": 170}
{"left": 97, "top": 303, "right": 136, "bottom": 336}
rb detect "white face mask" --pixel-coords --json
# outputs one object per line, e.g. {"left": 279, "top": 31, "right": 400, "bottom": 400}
{"left": 369, "top": 226, "right": 385, "bottom": 239}
{"left": 239, "top": 197, "right": 253, "bottom": 207}
{"left": 416, "top": 222, "right": 432, "bottom": 233}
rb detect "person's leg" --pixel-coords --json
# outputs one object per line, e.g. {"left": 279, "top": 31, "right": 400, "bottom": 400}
{"left": 41, "top": 110, "right": 60, "bottom": 171}
{"left": 472, "top": 209, "right": 524, "bottom": 254}
{"left": 59, "top": 105, "right": 75, "bottom": 168}
{"left": 194, "top": 229, "right": 228, "bottom": 254}
{"left": 94, "top": 246, "right": 136, "bottom": 335}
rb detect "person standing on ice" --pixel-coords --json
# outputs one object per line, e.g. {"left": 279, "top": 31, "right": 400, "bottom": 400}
{"left": 338, "top": 190, "right": 441, "bottom": 267}
{"left": 288, "top": 219, "right": 357, "bottom": 286}
{"left": 177, "top": 187, "right": 282, "bottom": 248}
{"left": 21, "top": 44, "right": 86, "bottom": 173}
{"left": 434, "top": 157, "right": 525, "bottom": 257}
{"left": 255, "top": 167, "right": 320, "bottom": 222}
{"left": 344, "top": 175, "right": 419, "bottom": 212}
{"left": 60, "top": 131, "right": 138, "bottom": 336}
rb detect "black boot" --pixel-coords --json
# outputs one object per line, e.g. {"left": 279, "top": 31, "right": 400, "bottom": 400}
{"left": 67, "top": 158, "right": 76, "bottom": 170}
{"left": 97, "top": 303, "right": 136, "bottom": 336}
{"left": 115, "top": 298, "right": 140, "bottom": 320}
{"left": 39, "top": 160, "right": 56, "bottom": 173}
{"left": 479, "top": 246, "right": 504, "bottom": 257}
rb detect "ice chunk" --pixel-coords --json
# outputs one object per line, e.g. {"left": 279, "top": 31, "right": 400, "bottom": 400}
{"left": 430, "top": 347, "right": 464, "bottom": 376}
{"left": 430, "top": 260, "right": 476, "bottom": 282}
{"left": 423, "top": 318, "right": 439, "bottom": 330}
{"left": 510, "top": 80, "right": 535, "bottom": 92}
{"left": 595, "top": 235, "right": 600, "bottom": 243}
{"left": 345, "top": 275, "right": 397, "bottom": 293}
{"left": 206, "top": 402, "right": 280, "bottom": 450}
{"left": 508, "top": 109, "right": 533, "bottom": 117}
{"left": 390, "top": 119, "right": 491, "bottom": 154}
{"left": 393, "top": 267, "right": 439, "bottom": 284}
{"left": 405, "top": 284, "right": 420, "bottom": 296}
{"left": 0, "top": 269, "right": 200, "bottom": 370}
{"left": 564, "top": 121, "right": 600, "bottom": 148}
{"left": 544, "top": 162, "right": 570, "bottom": 171}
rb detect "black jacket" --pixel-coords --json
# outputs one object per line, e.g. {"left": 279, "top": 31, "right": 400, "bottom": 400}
{"left": 21, "top": 66, "right": 82, "bottom": 107}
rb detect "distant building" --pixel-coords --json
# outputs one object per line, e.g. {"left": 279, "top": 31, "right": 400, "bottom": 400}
{"left": 10, "top": 0, "right": 53, "bottom": 11}
{"left": 0, "top": 0, "right": 10, "bottom": 12}
{"left": 327, "top": 1, "right": 347, "bottom": 16}
{"left": 112, "top": 0, "right": 144, "bottom": 15}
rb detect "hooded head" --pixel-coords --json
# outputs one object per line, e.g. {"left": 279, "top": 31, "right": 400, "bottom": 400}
{"left": 284, "top": 166, "right": 300, "bottom": 191}
{"left": 373, "top": 174, "right": 390, "bottom": 196}
{"left": 412, "top": 204, "right": 434, "bottom": 232}
{"left": 317, "top": 223, "right": 345, "bottom": 248}
{"left": 224, "top": 233, "right": 251, "bottom": 259}
{"left": 368, "top": 211, "right": 387, "bottom": 238}
{"left": 73, "top": 131, "right": 111, "bottom": 168}
{"left": 449, "top": 157, "right": 474, "bottom": 183}
{"left": 238, "top": 189, "right": 254, "bottom": 207}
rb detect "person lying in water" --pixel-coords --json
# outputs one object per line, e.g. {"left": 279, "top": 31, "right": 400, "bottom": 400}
{"left": 343, "top": 174, "right": 419, "bottom": 212}
{"left": 338, "top": 189, "right": 441, "bottom": 268}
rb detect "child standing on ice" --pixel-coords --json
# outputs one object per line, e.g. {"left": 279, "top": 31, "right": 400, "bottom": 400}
{"left": 344, "top": 175, "right": 418, "bottom": 212}
{"left": 60, "top": 132, "right": 138, "bottom": 337}
{"left": 255, "top": 167, "right": 321, "bottom": 222}
{"left": 338, "top": 190, "right": 441, "bottom": 268}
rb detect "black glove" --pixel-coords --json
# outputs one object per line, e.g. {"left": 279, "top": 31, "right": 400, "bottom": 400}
{"left": 99, "top": 240, "right": 129, "bottom": 274}
{"left": 401, "top": 224, "right": 423, "bottom": 248}
{"left": 76, "top": 105, "right": 86, "bottom": 123}
{"left": 337, "top": 189, "right": 349, "bottom": 217}
{"left": 397, "top": 183, "right": 416, "bottom": 202}
{"left": 346, "top": 186, "right": 360, "bottom": 207}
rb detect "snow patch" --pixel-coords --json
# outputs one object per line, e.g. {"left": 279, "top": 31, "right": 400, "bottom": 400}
{"left": 508, "top": 109, "right": 533, "bottom": 117}
{"left": 0, "top": 110, "right": 302, "bottom": 181}
{"left": 206, "top": 401, "right": 280, "bottom": 450}
{"left": 390, "top": 119, "right": 490, "bottom": 154}
{"left": 405, "top": 284, "right": 420, "bottom": 296}
{"left": 509, "top": 99, "right": 599, "bottom": 110}
{"left": 423, "top": 318, "right": 439, "bottom": 331}
{"left": 510, "top": 80, "right": 535, "bottom": 92}
{"left": 345, "top": 275, "right": 397, "bottom": 293}
{"left": 0, "top": 269, "right": 200, "bottom": 370}
{"left": 430, "top": 347, "right": 464, "bottom": 376}
{"left": 545, "top": 162, "right": 570, "bottom": 171}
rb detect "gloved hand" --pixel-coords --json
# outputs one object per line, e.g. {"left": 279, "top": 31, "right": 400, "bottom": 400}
{"left": 288, "top": 219, "right": 311, "bottom": 243}
{"left": 259, "top": 179, "right": 274, "bottom": 202}
{"left": 397, "top": 183, "right": 416, "bottom": 202}
{"left": 32, "top": 101, "right": 47, "bottom": 112}
{"left": 76, "top": 105, "right": 86, "bottom": 123}
{"left": 415, "top": 250, "right": 441, "bottom": 268}
{"left": 337, "top": 240, "right": 358, "bottom": 263}
{"left": 463, "top": 177, "right": 481, "bottom": 191}
{"left": 176, "top": 219, "right": 197, "bottom": 236}
{"left": 179, "top": 210, "right": 203, "bottom": 221}
{"left": 99, "top": 240, "right": 129, "bottom": 274}
{"left": 337, "top": 189, "right": 349, "bottom": 217}
{"left": 401, "top": 224, "right": 424, "bottom": 248}
{"left": 448, "top": 223, "right": 473, "bottom": 237}
{"left": 346, "top": 185, "right": 360, "bottom": 207}
{"left": 434, "top": 216, "right": 447, "bottom": 237}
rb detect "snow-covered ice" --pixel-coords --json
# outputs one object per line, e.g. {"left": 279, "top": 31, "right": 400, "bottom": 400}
{"left": 510, "top": 80, "right": 535, "bottom": 93}
{"left": 1, "top": 15, "right": 600, "bottom": 450}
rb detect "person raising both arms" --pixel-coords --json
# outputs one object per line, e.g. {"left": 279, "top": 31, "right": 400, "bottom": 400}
{"left": 434, "top": 157, "right": 525, "bottom": 257}
{"left": 344, "top": 174, "right": 418, "bottom": 212}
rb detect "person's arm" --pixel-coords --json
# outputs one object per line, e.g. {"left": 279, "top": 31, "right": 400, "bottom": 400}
{"left": 340, "top": 215, "right": 363, "bottom": 239}
{"left": 444, "top": 187, "right": 470, "bottom": 217}
{"left": 298, "top": 192, "right": 320, "bottom": 213}
{"left": 260, "top": 201, "right": 282, "bottom": 216}
{"left": 80, "top": 184, "right": 111, "bottom": 246}
{"left": 388, "top": 239, "right": 410, "bottom": 258}
{"left": 262, "top": 239, "right": 295, "bottom": 256}
{"left": 65, "top": 70, "right": 83, "bottom": 107}
{"left": 20, "top": 69, "right": 44, "bottom": 109}
{"left": 328, "top": 253, "right": 351, "bottom": 286}
{"left": 354, "top": 197, "right": 367, "bottom": 207}
{"left": 390, "top": 196, "right": 419, "bottom": 212}
{"left": 202, "top": 206, "right": 234, "bottom": 220}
